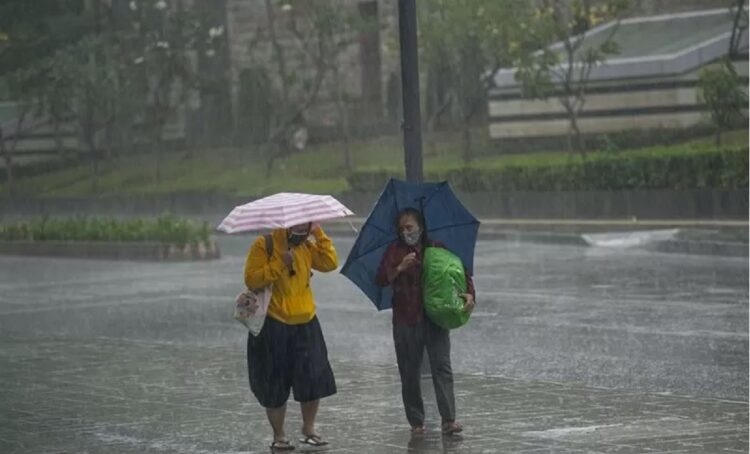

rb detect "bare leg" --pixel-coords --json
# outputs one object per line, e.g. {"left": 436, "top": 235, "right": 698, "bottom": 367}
{"left": 300, "top": 399, "right": 320, "bottom": 436}
{"left": 266, "top": 404, "right": 287, "bottom": 441}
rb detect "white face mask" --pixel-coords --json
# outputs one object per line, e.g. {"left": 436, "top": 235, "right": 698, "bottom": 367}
{"left": 403, "top": 228, "right": 422, "bottom": 246}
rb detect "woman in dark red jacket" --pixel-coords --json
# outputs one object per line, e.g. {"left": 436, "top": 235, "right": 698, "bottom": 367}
{"left": 376, "top": 207, "right": 475, "bottom": 436}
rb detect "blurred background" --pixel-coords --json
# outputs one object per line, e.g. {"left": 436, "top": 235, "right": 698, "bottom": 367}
{"left": 0, "top": 0, "right": 746, "bottom": 220}
{"left": 0, "top": 3, "right": 748, "bottom": 452}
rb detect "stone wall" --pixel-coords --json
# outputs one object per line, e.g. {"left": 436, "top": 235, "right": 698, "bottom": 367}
{"left": 488, "top": 8, "right": 749, "bottom": 141}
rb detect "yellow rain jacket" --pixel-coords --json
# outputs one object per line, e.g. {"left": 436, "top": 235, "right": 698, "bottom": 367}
{"left": 244, "top": 227, "right": 338, "bottom": 325}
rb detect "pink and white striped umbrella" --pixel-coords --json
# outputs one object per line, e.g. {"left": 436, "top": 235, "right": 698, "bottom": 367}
{"left": 216, "top": 192, "right": 354, "bottom": 233}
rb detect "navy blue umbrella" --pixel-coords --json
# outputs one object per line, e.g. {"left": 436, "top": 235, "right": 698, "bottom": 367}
{"left": 341, "top": 178, "right": 480, "bottom": 310}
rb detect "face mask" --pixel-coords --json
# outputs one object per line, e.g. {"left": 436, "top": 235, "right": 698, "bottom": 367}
{"left": 288, "top": 232, "right": 308, "bottom": 247}
{"left": 402, "top": 228, "right": 421, "bottom": 246}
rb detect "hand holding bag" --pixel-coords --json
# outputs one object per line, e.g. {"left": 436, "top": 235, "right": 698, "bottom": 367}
{"left": 234, "top": 234, "right": 274, "bottom": 335}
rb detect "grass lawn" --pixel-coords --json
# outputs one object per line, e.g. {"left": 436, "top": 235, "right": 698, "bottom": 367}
{"left": 1, "top": 128, "right": 746, "bottom": 197}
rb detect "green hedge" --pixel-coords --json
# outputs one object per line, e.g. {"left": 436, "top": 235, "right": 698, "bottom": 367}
{"left": 0, "top": 215, "right": 210, "bottom": 246}
{"left": 347, "top": 147, "right": 748, "bottom": 192}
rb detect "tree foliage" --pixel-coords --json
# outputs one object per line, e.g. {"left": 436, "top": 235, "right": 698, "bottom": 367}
{"left": 249, "top": 0, "right": 371, "bottom": 175}
{"left": 514, "top": 0, "right": 630, "bottom": 156}
{"left": 0, "top": 0, "right": 90, "bottom": 79}
{"left": 699, "top": 59, "right": 747, "bottom": 146}
{"left": 418, "top": 0, "right": 534, "bottom": 162}
{"left": 0, "top": 0, "right": 225, "bottom": 191}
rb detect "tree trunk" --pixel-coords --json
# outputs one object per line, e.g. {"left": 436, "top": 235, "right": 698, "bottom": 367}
{"left": 341, "top": 121, "right": 352, "bottom": 174}
{"left": 265, "top": 142, "right": 283, "bottom": 178}
{"left": 153, "top": 123, "right": 163, "bottom": 184}
{"left": 265, "top": 151, "right": 275, "bottom": 178}
{"left": 424, "top": 65, "right": 446, "bottom": 157}
{"left": 426, "top": 93, "right": 451, "bottom": 158}
{"left": 341, "top": 106, "right": 354, "bottom": 175}
{"left": 104, "top": 123, "right": 114, "bottom": 161}
{"left": 80, "top": 99, "right": 99, "bottom": 193}
{"left": 461, "top": 117, "right": 472, "bottom": 164}
{"left": 89, "top": 141, "right": 99, "bottom": 194}
{"left": 264, "top": 0, "right": 289, "bottom": 105}
{"left": 563, "top": 102, "right": 587, "bottom": 158}
{"left": 53, "top": 117, "right": 65, "bottom": 159}
{"left": 426, "top": 116, "right": 438, "bottom": 158}
{"left": 0, "top": 127, "right": 13, "bottom": 201}
{"left": 574, "top": 123, "right": 585, "bottom": 157}
{"left": 81, "top": 119, "right": 98, "bottom": 193}
{"left": 358, "top": 1, "right": 382, "bottom": 122}
{"left": 716, "top": 126, "right": 722, "bottom": 146}
{"left": 3, "top": 111, "right": 28, "bottom": 201}
{"left": 730, "top": 0, "right": 746, "bottom": 57}
{"left": 149, "top": 103, "right": 167, "bottom": 184}
{"left": 333, "top": 68, "right": 352, "bottom": 173}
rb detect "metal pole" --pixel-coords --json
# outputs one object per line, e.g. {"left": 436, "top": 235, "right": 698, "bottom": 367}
{"left": 398, "top": 0, "right": 430, "bottom": 377}
{"left": 398, "top": 0, "right": 423, "bottom": 183}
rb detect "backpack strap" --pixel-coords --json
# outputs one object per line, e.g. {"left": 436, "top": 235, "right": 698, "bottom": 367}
{"left": 264, "top": 234, "right": 273, "bottom": 261}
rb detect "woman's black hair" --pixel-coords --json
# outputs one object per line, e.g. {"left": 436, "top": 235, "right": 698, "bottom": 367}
{"left": 396, "top": 207, "right": 430, "bottom": 247}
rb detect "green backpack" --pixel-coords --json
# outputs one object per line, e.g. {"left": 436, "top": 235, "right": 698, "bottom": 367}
{"left": 422, "top": 247, "right": 471, "bottom": 330}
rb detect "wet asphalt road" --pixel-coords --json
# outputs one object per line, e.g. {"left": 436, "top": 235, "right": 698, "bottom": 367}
{"left": 0, "top": 235, "right": 746, "bottom": 400}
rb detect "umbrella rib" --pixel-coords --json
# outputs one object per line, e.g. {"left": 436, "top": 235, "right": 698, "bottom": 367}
{"left": 427, "top": 221, "right": 481, "bottom": 235}
{"left": 421, "top": 183, "right": 443, "bottom": 207}
{"left": 347, "top": 236, "right": 398, "bottom": 262}
{"left": 341, "top": 180, "right": 480, "bottom": 311}
{"left": 365, "top": 222, "right": 391, "bottom": 235}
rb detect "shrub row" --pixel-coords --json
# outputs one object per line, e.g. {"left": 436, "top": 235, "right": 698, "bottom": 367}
{"left": 0, "top": 215, "right": 210, "bottom": 246}
{"left": 347, "top": 147, "right": 748, "bottom": 193}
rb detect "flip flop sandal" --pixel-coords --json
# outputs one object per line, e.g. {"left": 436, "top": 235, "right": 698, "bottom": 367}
{"left": 270, "top": 439, "right": 295, "bottom": 451}
{"left": 298, "top": 435, "right": 329, "bottom": 447}
{"left": 442, "top": 422, "right": 463, "bottom": 435}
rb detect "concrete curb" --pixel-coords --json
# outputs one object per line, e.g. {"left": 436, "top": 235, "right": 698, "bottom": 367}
{"left": 320, "top": 217, "right": 750, "bottom": 231}
{"left": 472, "top": 229, "right": 589, "bottom": 246}
{"left": 651, "top": 240, "right": 749, "bottom": 258}
{"left": 317, "top": 219, "right": 748, "bottom": 257}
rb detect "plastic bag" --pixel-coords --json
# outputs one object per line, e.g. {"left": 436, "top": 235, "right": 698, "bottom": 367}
{"left": 422, "top": 247, "right": 470, "bottom": 330}
{"left": 233, "top": 286, "right": 272, "bottom": 335}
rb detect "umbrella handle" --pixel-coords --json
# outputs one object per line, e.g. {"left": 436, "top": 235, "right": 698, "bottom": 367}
{"left": 283, "top": 247, "right": 296, "bottom": 276}
{"left": 288, "top": 251, "right": 296, "bottom": 276}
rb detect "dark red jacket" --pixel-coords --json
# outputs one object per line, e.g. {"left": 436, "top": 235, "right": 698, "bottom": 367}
{"left": 375, "top": 240, "right": 476, "bottom": 325}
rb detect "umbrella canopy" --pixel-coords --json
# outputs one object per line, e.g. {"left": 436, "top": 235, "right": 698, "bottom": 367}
{"left": 341, "top": 179, "right": 480, "bottom": 310}
{"left": 217, "top": 192, "right": 354, "bottom": 233}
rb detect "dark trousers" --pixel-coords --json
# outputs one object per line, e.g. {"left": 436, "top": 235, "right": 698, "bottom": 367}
{"left": 393, "top": 317, "right": 455, "bottom": 427}
{"left": 247, "top": 316, "right": 336, "bottom": 408}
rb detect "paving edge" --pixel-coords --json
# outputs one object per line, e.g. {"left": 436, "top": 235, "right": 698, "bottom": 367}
{"left": 317, "top": 226, "right": 748, "bottom": 257}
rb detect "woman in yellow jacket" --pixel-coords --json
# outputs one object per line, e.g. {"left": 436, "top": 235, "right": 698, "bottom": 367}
{"left": 244, "top": 223, "right": 338, "bottom": 451}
